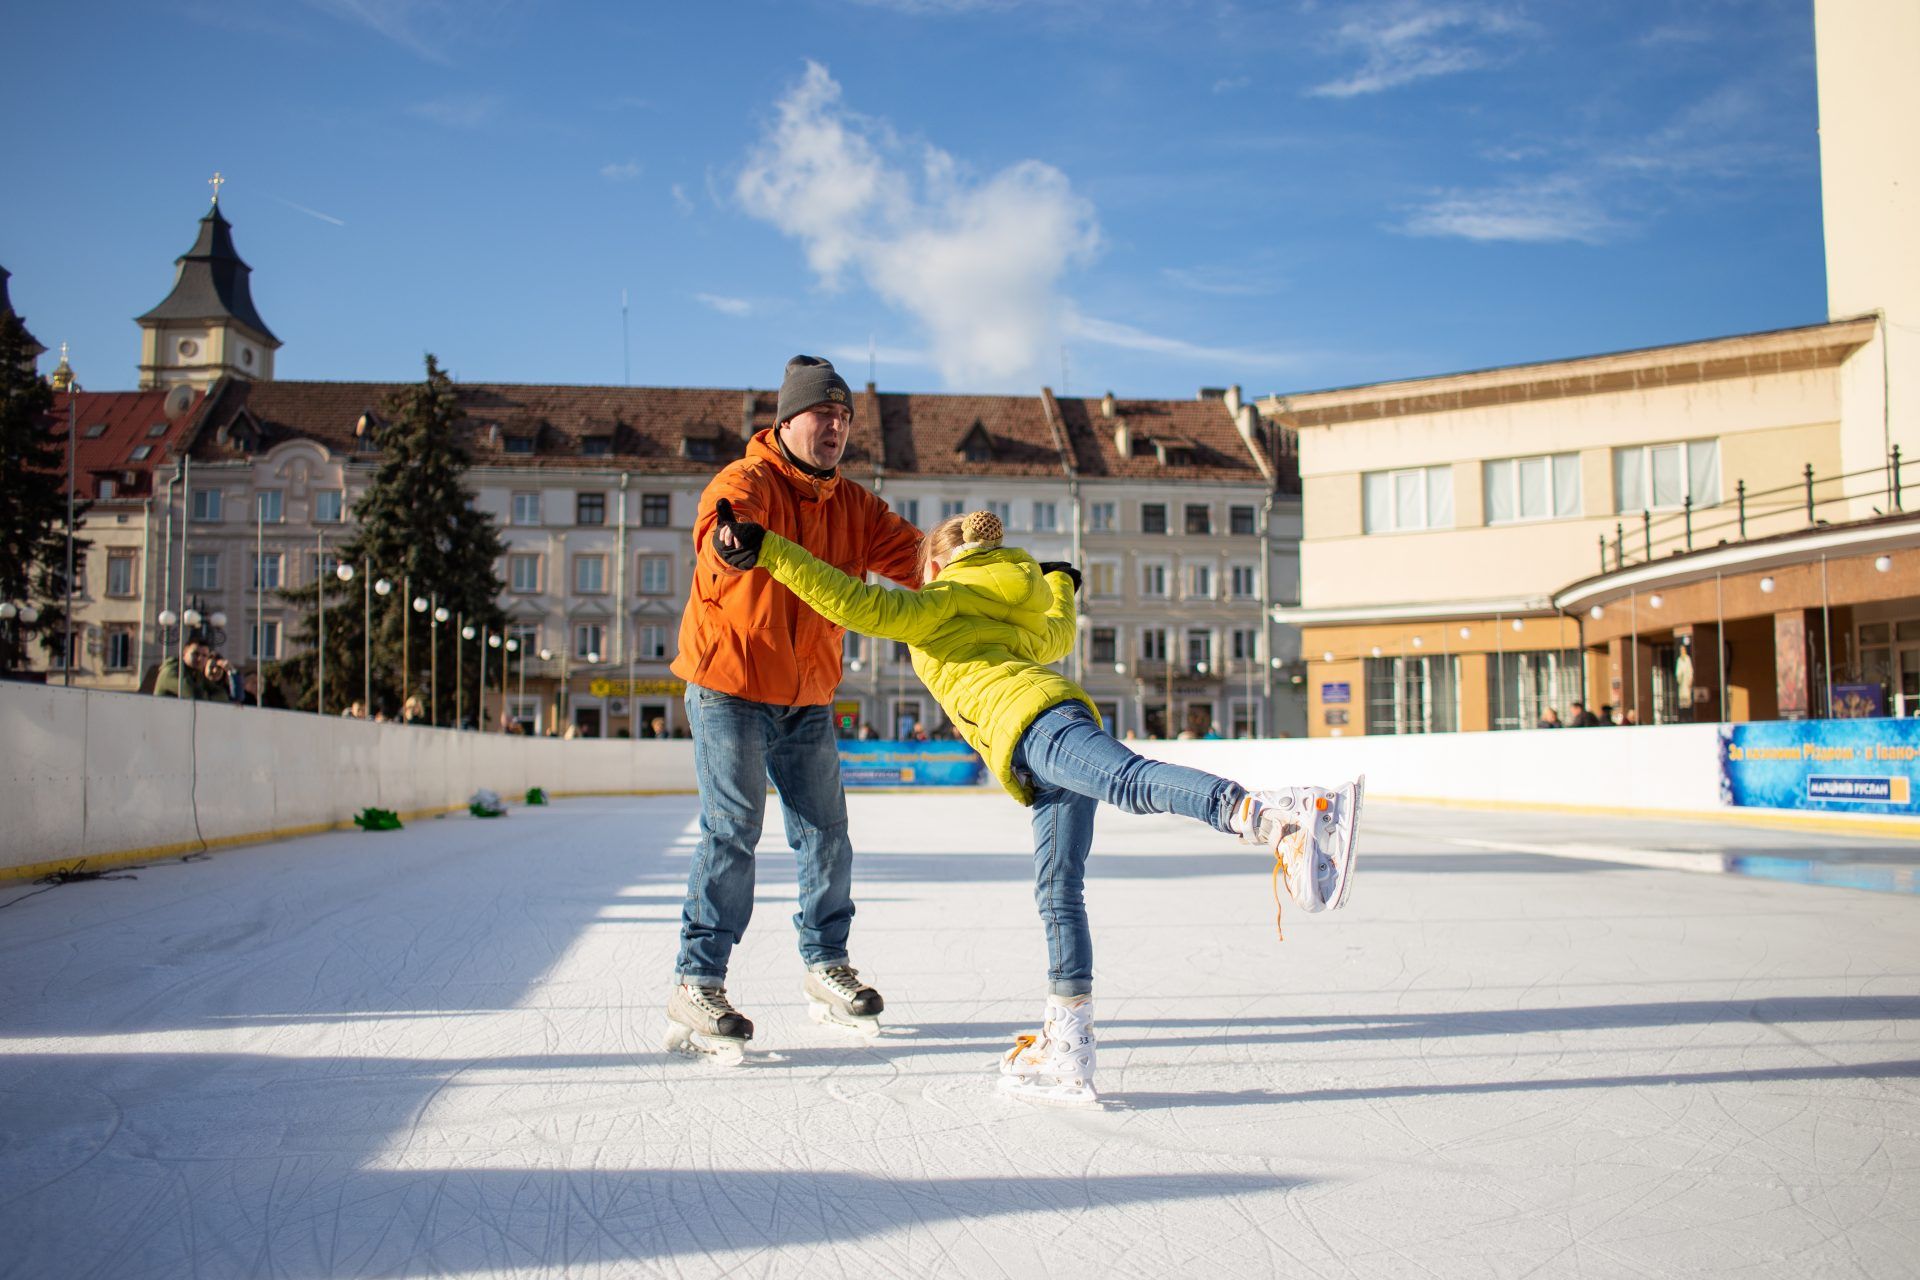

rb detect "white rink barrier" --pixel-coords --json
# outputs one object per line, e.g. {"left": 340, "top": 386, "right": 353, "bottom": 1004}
{"left": 1, "top": 682, "right": 697, "bottom": 879}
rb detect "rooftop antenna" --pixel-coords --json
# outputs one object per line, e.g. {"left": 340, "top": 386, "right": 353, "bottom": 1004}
{"left": 868, "top": 332, "right": 876, "bottom": 386}
{"left": 1060, "top": 346, "right": 1070, "bottom": 396}
{"left": 621, "top": 289, "right": 631, "bottom": 386}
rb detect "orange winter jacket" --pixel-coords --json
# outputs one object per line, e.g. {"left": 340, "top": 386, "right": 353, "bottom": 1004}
{"left": 671, "top": 429, "right": 923, "bottom": 706}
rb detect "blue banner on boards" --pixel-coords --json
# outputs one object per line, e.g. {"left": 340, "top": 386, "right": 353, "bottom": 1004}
{"left": 1718, "top": 719, "right": 1920, "bottom": 815}
{"left": 839, "top": 741, "right": 988, "bottom": 787}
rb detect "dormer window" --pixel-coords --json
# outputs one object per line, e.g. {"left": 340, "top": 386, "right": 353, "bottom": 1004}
{"left": 958, "top": 422, "right": 993, "bottom": 464}
{"left": 130, "top": 445, "right": 153, "bottom": 461}
{"left": 581, "top": 436, "right": 612, "bottom": 457}
{"left": 504, "top": 436, "right": 535, "bottom": 455}
{"left": 147, "top": 422, "right": 167, "bottom": 437}
{"left": 681, "top": 436, "right": 718, "bottom": 461}
{"left": 84, "top": 423, "right": 108, "bottom": 438}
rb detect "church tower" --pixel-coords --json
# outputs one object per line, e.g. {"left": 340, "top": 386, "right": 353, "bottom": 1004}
{"left": 0, "top": 266, "right": 47, "bottom": 375}
{"left": 136, "top": 176, "right": 280, "bottom": 390}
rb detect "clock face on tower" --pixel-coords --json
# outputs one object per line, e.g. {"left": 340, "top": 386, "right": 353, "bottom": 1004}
{"left": 178, "top": 338, "right": 200, "bottom": 359}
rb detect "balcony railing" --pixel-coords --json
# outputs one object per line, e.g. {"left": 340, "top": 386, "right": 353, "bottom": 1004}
{"left": 1598, "top": 448, "right": 1912, "bottom": 574}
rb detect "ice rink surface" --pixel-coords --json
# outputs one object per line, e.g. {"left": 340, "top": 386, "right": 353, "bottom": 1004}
{"left": 3, "top": 791, "right": 1918, "bottom": 1279}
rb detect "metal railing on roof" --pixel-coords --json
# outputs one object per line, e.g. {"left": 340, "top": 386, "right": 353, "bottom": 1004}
{"left": 1597, "top": 447, "right": 1910, "bottom": 574}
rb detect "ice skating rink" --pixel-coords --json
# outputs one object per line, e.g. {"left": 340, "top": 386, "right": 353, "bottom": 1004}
{"left": 4, "top": 792, "right": 1918, "bottom": 1279}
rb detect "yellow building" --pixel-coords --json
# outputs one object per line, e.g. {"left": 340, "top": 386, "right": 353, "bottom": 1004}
{"left": 1266, "top": 0, "right": 1919, "bottom": 737}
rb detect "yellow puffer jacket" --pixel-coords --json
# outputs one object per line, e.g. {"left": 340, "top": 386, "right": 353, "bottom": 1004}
{"left": 757, "top": 531, "right": 1098, "bottom": 804}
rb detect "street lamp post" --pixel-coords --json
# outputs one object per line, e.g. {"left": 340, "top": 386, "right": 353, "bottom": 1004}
{"left": 1, "top": 602, "right": 42, "bottom": 672}
{"left": 513, "top": 637, "right": 526, "bottom": 726}
{"left": 432, "top": 602, "right": 448, "bottom": 725}
{"left": 501, "top": 636, "right": 517, "bottom": 730}
{"left": 478, "top": 628, "right": 489, "bottom": 731}
{"left": 315, "top": 535, "right": 327, "bottom": 715}
{"left": 539, "top": 647, "right": 556, "bottom": 735}
{"left": 461, "top": 620, "right": 473, "bottom": 729}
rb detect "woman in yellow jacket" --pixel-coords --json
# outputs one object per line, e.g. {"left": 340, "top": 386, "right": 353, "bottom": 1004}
{"left": 716, "top": 503, "right": 1364, "bottom": 1106}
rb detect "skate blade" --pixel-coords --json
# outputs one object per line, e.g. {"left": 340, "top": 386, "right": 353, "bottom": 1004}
{"left": 997, "top": 1074, "right": 1101, "bottom": 1108}
{"left": 807, "top": 999, "right": 883, "bottom": 1037}
{"left": 663, "top": 1024, "right": 767, "bottom": 1067}
{"left": 1328, "top": 774, "right": 1364, "bottom": 911}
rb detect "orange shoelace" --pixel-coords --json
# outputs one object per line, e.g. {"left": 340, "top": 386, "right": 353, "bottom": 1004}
{"left": 1268, "top": 795, "right": 1330, "bottom": 941}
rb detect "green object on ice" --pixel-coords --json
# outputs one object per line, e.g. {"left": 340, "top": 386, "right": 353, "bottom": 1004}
{"left": 355, "top": 807, "right": 402, "bottom": 831}
{"left": 469, "top": 803, "right": 505, "bottom": 818}
{"left": 525, "top": 787, "right": 549, "bottom": 806}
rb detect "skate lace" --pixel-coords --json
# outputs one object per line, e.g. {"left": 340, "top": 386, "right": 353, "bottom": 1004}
{"left": 816, "top": 964, "right": 865, "bottom": 997}
{"left": 686, "top": 985, "right": 737, "bottom": 1018}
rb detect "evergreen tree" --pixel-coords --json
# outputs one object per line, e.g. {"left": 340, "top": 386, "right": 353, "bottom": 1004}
{"left": 277, "top": 354, "right": 505, "bottom": 720}
{"left": 0, "top": 312, "right": 88, "bottom": 674}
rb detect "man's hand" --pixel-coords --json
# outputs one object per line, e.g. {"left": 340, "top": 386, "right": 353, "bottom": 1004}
{"left": 712, "top": 498, "right": 766, "bottom": 570}
{"left": 1037, "top": 561, "right": 1082, "bottom": 593}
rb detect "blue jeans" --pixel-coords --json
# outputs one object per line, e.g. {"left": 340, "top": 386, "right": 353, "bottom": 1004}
{"left": 676, "top": 685, "right": 856, "bottom": 984}
{"left": 1010, "top": 701, "right": 1246, "bottom": 997}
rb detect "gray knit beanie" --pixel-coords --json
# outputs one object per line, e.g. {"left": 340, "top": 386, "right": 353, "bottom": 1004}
{"left": 775, "top": 355, "right": 853, "bottom": 425}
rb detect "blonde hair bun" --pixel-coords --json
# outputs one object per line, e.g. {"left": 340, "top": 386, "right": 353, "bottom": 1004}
{"left": 960, "top": 510, "right": 1004, "bottom": 548}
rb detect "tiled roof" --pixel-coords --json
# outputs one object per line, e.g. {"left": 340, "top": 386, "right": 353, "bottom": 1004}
{"left": 52, "top": 387, "right": 207, "bottom": 498}
{"left": 189, "top": 378, "right": 1289, "bottom": 488}
{"left": 135, "top": 205, "right": 279, "bottom": 344}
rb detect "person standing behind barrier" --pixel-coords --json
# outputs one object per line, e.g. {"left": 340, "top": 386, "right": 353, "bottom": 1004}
{"left": 662, "top": 355, "right": 924, "bottom": 1063}
{"left": 152, "top": 640, "right": 227, "bottom": 701}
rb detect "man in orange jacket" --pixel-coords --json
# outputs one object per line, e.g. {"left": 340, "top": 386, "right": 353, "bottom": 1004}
{"left": 663, "top": 355, "right": 924, "bottom": 1061}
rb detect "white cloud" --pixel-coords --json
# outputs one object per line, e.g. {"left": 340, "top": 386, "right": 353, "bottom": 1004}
{"left": 737, "top": 61, "right": 1100, "bottom": 388}
{"left": 407, "top": 93, "right": 500, "bottom": 128}
{"left": 1161, "top": 266, "right": 1269, "bottom": 297}
{"left": 671, "top": 183, "right": 696, "bottom": 215}
{"left": 694, "top": 293, "right": 754, "bottom": 317}
{"left": 1308, "top": 2, "right": 1530, "bottom": 98}
{"left": 600, "top": 160, "right": 643, "bottom": 181}
{"left": 826, "top": 343, "right": 934, "bottom": 372}
{"left": 302, "top": 0, "right": 510, "bottom": 63}
{"left": 1212, "top": 75, "right": 1252, "bottom": 94}
{"left": 1399, "top": 176, "right": 1613, "bottom": 244}
{"left": 1065, "top": 311, "right": 1307, "bottom": 371}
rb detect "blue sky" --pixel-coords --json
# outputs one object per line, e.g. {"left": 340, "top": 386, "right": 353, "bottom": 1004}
{"left": 4, "top": 1, "right": 1826, "bottom": 399}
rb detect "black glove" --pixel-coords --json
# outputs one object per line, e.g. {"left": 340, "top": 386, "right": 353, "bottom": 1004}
{"left": 711, "top": 498, "right": 766, "bottom": 570}
{"left": 1037, "top": 561, "right": 1082, "bottom": 593}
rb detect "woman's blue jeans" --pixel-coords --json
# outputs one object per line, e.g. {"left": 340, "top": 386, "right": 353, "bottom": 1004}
{"left": 1010, "top": 701, "right": 1245, "bottom": 997}
{"left": 675, "top": 684, "right": 856, "bottom": 984}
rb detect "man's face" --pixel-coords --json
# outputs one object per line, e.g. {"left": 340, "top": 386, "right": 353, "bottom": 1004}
{"left": 184, "top": 644, "right": 209, "bottom": 670}
{"left": 781, "top": 403, "right": 851, "bottom": 471}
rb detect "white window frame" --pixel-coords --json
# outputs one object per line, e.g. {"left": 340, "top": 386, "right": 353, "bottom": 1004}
{"left": 573, "top": 554, "right": 606, "bottom": 595}
{"left": 940, "top": 499, "right": 967, "bottom": 522}
{"left": 895, "top": 498, "right": 921, "bottom": 526}
{"left": 1139, "top": 627, "right": 1168, "bottom": 663}
{"left": 1185, "top": 561, "right": 1214, "bottom": 600}
{"left": 638, "top": 624, "right": 670, "bottom": 660}
{"left": 1614, "top": 440, "right": 1720, "bottom": 514}
{"left": 1229, "top": 563, "right": 1258, "bottom": 599}
{"left": 1032, "top": 501, "right": 1058, "bottom": 533}
{"left": 251, "top": 619, "right": 282, "bottom": 660}
{"left": 1088, "top": 502, "right": 1116, "bottom": 533}
{"left": 190, "top": 551, "right": 221, "bottom": 591}
{"left": 256, "top": 490, "right": 284, "bottom": 524}
{"left": 638, "top": 555, "right": 671, "bottom": 596}
{"left": 509, "top": 553, "right": 541, "bottom": 594}
{"left": 252, "top": 552, "right": 283, "bottom": 591}
{"left": 573, "top": 623, "right": 606, "bottom": 660}
{"left": 1484, "top": 452, "right": 1581, "bottom": 525}
{"left": 314, "top": 489, "right": 346, "bottom": 523}
{"left": 1141, "top": 560, "right": 1169, "bottom": 598}
{"left": 511, "top": 491, "right": 541, "bottom": 526}
{"left": 1363, "top": 465, "right": 1454, "bottom": 534}
{"left": 1086, "top": 559, "right": 1120, "bottom": 599}
{"left": 191, "top": 489, "right": 223, "bottom": 522}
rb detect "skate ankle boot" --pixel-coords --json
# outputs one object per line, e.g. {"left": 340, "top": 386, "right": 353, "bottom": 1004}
{"left": 664, "top": 983, "right": 754, "bottom": 1064}
{"left": 999, "top": 996, "right": 1098, "bottom": 1106}
{"left": 804, "top": 962, "right": 884, "bottom": 1036}
{"left": 1244, "top": 776, "right": 1366, "bottom": 925}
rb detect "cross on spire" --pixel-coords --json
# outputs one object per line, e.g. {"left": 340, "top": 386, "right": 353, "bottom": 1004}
{"left": 209, "top": 171, "right": 225, "bottom": 205}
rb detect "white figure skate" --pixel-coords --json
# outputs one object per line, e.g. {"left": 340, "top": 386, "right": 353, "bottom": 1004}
{"left": 999, "top": 997, "right": 1099, "bottom": 1107}
{"left": 1234, "top": 774, "right": 1365, "bottom": 913}
{"left": 663, "top": 983, "right": 754, "bottom": 1066}
{"left": 804, "top": 963, "right": 884, "bottom": 1037}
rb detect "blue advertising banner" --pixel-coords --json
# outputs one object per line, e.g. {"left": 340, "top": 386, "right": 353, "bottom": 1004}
{"left": 1719, "top": 719, "right": 1920, "bottom": 815}
{"left": 839, "top": 741, "right": 988, "bottom": 787}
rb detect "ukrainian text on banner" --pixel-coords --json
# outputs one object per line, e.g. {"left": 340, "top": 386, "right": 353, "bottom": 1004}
{"left": 1718, "top": 719, "right": 1920, "bottom": 815}
{"left": 838, "top": 741, "right": 988, "bottom": 787}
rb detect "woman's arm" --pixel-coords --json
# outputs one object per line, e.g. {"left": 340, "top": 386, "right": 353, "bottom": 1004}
{"left": 758, "top": 532, "right": 950, "bottom": 644}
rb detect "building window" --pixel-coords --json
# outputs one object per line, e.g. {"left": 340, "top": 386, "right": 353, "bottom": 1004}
{"left": 1186, "top": 629, "right": 1213, "bottom": 668}
{"left": 573, "top": 623, "right": 605, "bottom": 660}
{"left": 251, "top": 619, "right": 281, "bottom": 660}
{"left": 940, "top": 499, "right": 966, "bottom": 521}
{"left": 191, "top": 489, "right": 222, "bottom": 522}
{"left": 641, "top": 493, "right": 671, "bottom": 527}
{"left": 107, "top": 551, "right": 136, "bottom": 597}
{"left": 1485, "top": 453, "right": 1581, "bottom": 524}
{"left": 1088, "top": 502, "right": 1116, "bottom": 533}
{"left": 1140, "top": 627, "right": 1168, "bottom": 663}
{"left": 1186, "top": 563, "right": 1213, "bottom": 599}
{"left": 638, "top": 624, "right": 669, "bottom": 660}
{"left": 638, "top": 556, "right": 672, "bottom": 595}
{"left": 1184, "top": 504, "right": 1211, "bottom": 535}
{"left": 1614, "top": 441, "right": 1719, "bottom": 513}
{"left": 1488, "top": 650, "right": 1587, "bottom": 731}
{"left": 98, "top": 478, "right": 117, "bottom": 500}
{"left": 573, "top": 554, "right": 606, "bottom": 595}
{"left": 252, "top": 553, "right": 282, "bottom": 591}
{"left": 509, "top": 553, "right": 541, "bottom": 594}
{"left": 1141, "top": 503, "right": 1167, "bottom": 534}
{"left": 1231, "top": 627, "right": 1258, "bottom": 661}
{"left": 310, "top": 550, "right": 345, "bottom": 584}
{"left": 1089, "top": 627, "right": 1116, "bottom": 665}
{"left": 1032, "top": 501, "right": 1058, "bottom": 532}
{"left": 1362, "top": 465, "right": 1454, "bottom": 534}
{"left": 105, "top": 625, "right": 136, "bottom": 671}
{"left": 577, "top": 492, "right": 606, "bottom": 526}
{"left": 1365, "top": 655, "right": 1460, "bottom": 734}
{"left": 84, "top": 422, "right": 107, "bottom": 439}
{"left": 504, "top": 435, "right": 534, "bottom": 455}
{"left": 256, "top": 490, "right": 284, "bottom": 524}
{"left": 891, "top": 639, "right": 911, "bottom": 665}
{"left": 1230, "top": 505, "right": 1257, "bottom": 536}
{"left": 508, "top": 624, "right": 540, "bottom": 654}
{"left": 147, "top": 422, "right": 167, "bottom": 438}
{"left": 1141, "top": 562, "right": 1168, "bottom": 597}
{"left": 46, "top": 631, "right": 80, "bottom": 670}
{"left": 129, "top": 445, "right": 152, "bottom": 462}
{"left": 582, "top": 436, "right": 612, "bottom": 457}
{"left": 1230, "top": 564, "right": 1258, "bottom": 598}
{"left": 984, "top": 500, "right": 1011, "bottom": 526}
{"left": 896, "top": 498, "right": 921, "bottom": 526}
{"left": 190, "top": 552, "right": 220, "bottom": 591}
{"left": 314, "top": 489, "right": 345, "bottom": 523}
{"left": 511, "top": 492, "right": 541, "bottom": 525}
{"left": 1086, "top": 561, "right": 1118, "bottom": 598}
